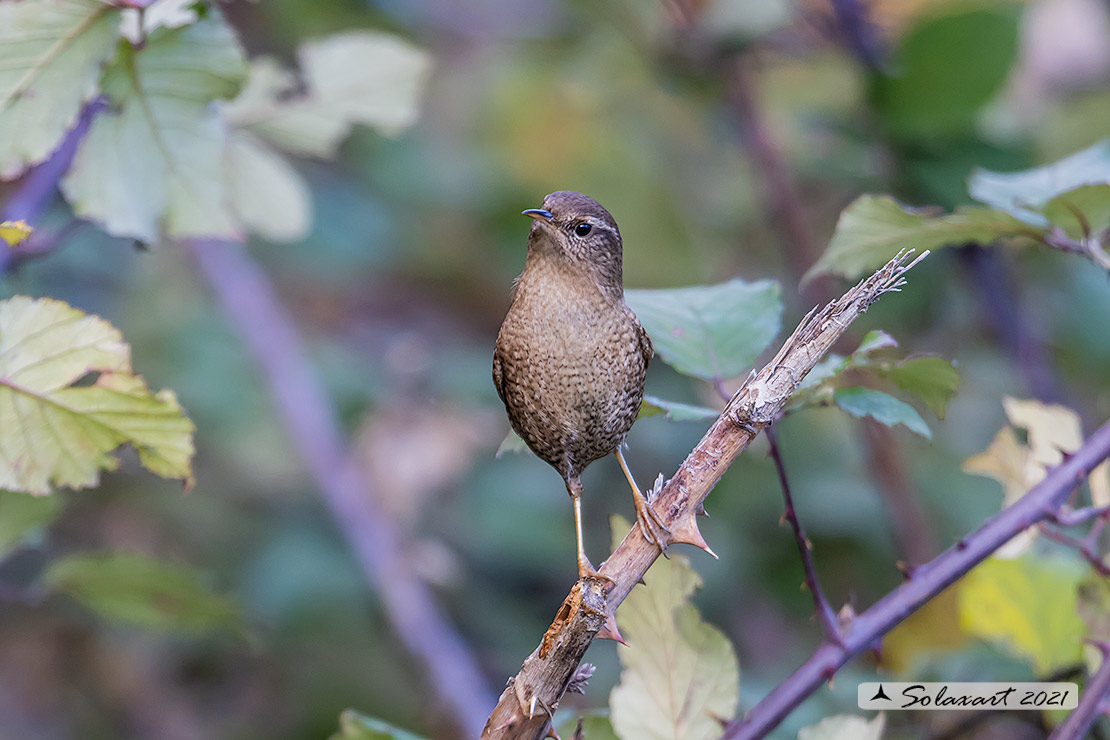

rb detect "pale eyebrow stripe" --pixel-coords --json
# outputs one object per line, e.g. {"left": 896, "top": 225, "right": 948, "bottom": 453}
{"left": 589, "top": 219, "right": 617, "bottom": 236}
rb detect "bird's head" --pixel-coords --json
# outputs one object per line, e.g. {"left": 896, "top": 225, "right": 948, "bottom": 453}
{"left": 522, "top": 191, "right": 624, "bottom": 292}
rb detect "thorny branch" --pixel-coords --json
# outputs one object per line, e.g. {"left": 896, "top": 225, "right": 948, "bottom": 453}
{"left": 480, "top": 250, "right": 928, "bottom": 740}
{"left": 720, "top": 416, "right": 1110, "bottom": 740}
{"left": 764, "top": 424, "right": 843, "bottom": 645}
{"left": 1048, "top": 643, "right": 1110, "bottom": 740}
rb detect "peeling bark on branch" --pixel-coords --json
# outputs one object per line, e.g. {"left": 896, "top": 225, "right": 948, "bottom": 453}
{"left": 480, "top": 251, "right": 929, "bottom": 740}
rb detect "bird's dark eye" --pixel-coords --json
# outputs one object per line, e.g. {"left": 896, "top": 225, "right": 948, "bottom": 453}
{"left": 574, "top": 222, "right": 592, "bottom": 237}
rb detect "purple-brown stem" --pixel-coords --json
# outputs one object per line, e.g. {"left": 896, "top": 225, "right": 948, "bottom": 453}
{"left": 1, "top": 98, "right": 105, "bottom": 274}
{"left": 765, "top": 423, "right": 843, "bottom": 645}
{"left": 1048, "top": 643, "right": 1110, "bottom": 740}
{"left": 191, "top": 240, "right": 493, "bottom": 737}
{"left": 1039, "top": 526, "right": 1110, "bottom": 577}
{"left": 720, "top": 417, "right": 1110, "bottom": 740}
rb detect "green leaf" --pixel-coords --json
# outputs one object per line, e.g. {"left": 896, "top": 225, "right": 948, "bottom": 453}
{"left": 788, "top": 332, "right": 958, "bottom": 419}
{"left": 219, "top": 32, "right": 431, "bottom": 242}
{"left": 792, "top": 354, "right": 846, "bottom": 397}
{"left": 0, "top": 0, "right": 120, "bottom": 178}
{"left": 874, "top": 356, "right": 959, "bottom": 419}
{"left": 639, "top": 395, "right": 720, "bottom": 422}
{"left": 495, "top": 429, "right": 529, "bottom": 458}
{"left": 0, "top": 490, "right": 61, "bottom": 561}
{"left": 625, "top": 279, "right": 782, "bottom": 381}
{"left": 873, "top": 4, "right": 1020, "bottom": 137}
{"left": 43, "top": 551, "right": 244, "bottom": 636}
{"left": 61, "top": 16, "right": 247, "bottom": 242}
{"left": 797, "top": 714, "right": 885, "bottom": 740}
{"left": 328, "top": 710, "right": 428, "bottom": 740}
{"left": 969, "top": 140, "right": 1110, "bottom": 227}
{"left": 855, "top": 329, "right": 898, "bottom": 355}
{"left": 609, "top": 516, "right": 739, "bottom": 740}
{"left": 1042, "top": 184, "right": 1110, "bottom": 239}
{"left": 225, "top": 130, "right": 312, "bottom": 242}
{"left": 0, "top": 296, "right": 195, "bottom": 495}
{"left": 833, "top": 387, "right": 931, "bottom": 438}
{"left": 224, "top": 32, "right": 432, "bottom": 158}
{"left": 804, "top": 195, "right": 1035, "bottom": 282}
{"left": 958, "top": 554, "right": 1086, "bottom": 673}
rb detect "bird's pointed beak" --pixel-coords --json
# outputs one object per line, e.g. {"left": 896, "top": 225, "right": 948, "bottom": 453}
{"left": 521, "top": 208, "right": 554, "bottom": 224}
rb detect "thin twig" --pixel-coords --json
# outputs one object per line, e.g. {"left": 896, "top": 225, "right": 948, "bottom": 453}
{"left": 1039, "top": 526, "right": 1110, "bottom": 577}
{"left": 1048, "top": 643, "right": 1110, "bottom": 740}
{"left": 765, "top": 423, "right": 842, "bottom": 645}
{"left": 719, "top": 417, "right": 1110, "bottom": 740}
{"left": 1053, "top": 504, "right": 1110, "bottom": 528}
{"left": 928, "top": 664, "right": 1083, "bottom": 740}
{"left": 190, "top": 240, "right": 493, "bottom": 737}
{"left": 480, "top": 251, "right": 928, "bottom": 740}
{"left": 1087, "top": 515, "right": 1108, "bottom": 552}
{"left": 1, "top": 98, "right": 106, "bottom": 275}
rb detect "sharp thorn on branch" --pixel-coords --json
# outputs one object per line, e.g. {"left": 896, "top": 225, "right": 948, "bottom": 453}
{"left": 669, "top": 515, "right": 719, "bottom": 558}
{"left": 597, "top": 613, "right": 627, "bottom": 646}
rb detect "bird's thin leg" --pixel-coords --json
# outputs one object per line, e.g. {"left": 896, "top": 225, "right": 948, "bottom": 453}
{"left": 568, "top": 477, "right": 615, "bottom": 586}
{"left": 614, "top": 448, "right": 670, "bottom": 551}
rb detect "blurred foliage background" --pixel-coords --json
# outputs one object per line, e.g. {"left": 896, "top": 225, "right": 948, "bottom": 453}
{"left": 2, "top": 0, "right": 1110, "bottom": 738}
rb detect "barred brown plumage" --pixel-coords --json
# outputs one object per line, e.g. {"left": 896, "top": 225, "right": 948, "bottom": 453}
{"left": 492, "top": 191, "right": 667, "bottom": 584}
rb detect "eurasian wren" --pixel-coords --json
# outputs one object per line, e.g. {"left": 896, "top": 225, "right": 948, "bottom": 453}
{"left": 493, "top": 191, "right": 667, "bottom": 583}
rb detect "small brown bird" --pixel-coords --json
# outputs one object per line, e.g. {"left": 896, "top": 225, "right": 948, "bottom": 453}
{"left": 493, "top": 191, "right": 667, "bottom": 583}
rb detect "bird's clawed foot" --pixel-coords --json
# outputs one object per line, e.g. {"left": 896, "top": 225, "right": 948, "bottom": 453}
{"left": 640, "top": 473, "right": 718, "bottom": 559}
{"left": 633, "top": 477, "right": 671, "bottom": 554}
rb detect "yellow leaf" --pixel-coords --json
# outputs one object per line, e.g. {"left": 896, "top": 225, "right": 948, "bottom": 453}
{"left": 1002, "top": 397, "right": 1083, "bottom": 468}
{"left": 0, "top": 296, "right": 195, "bottom": 494}
{"left": 797, "top": 713, "right": 885, "bottom": 740}
{"left": 958, "top": 555, "right": 1086, "bottom": 673}
{"left": 963, "top": 425, "right": 1037, "bottom": 505}
{"left": 966, "top": 401, "right": 1106, "bottom": 556}
{"left": 609, "top": 516, "right": 739, "bottom": 740}
{"left": 962, "top": 425, "right": 1039, "bottom": 556}
{"left": 1090, "top": 460, "right": 1110, "bottom": 507}
{"left": 882, "top": 587, "right": 967, "bottom": 674}
{"left": 0, "top": 220, "right": 32, "bottom": 247}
